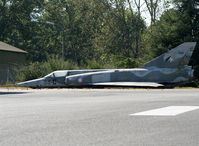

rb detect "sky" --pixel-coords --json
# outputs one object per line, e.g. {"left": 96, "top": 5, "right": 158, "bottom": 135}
{"left": 130, "top": 0, "right": 172, "bottom": 25}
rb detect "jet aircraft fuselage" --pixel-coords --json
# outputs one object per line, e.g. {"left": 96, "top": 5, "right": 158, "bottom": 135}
{"left": 18, "top": 42, "right": 196, "bottom": 88}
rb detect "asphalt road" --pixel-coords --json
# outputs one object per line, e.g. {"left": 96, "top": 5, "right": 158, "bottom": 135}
{"left": 0, "top": 88, "right": 199, "bottom": 146}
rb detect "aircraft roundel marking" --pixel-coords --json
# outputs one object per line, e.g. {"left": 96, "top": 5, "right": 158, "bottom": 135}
{"left": 78, "top": 78, "right": 83, "bottom": 83}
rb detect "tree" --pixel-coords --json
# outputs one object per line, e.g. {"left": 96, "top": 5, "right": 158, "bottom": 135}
{"left": 98, "top": 0, "right": 146, "bottom": 62}
{"left": 173, "top": 0, "right": 199, "bottom": 79}
{"left": 0, "top": 0, "right": 46, "bottom": 61}
{"left": 144, "top": 0, "right": 161, "bottom": 26}
{"left": 42, "top": 0, "right": 108, "bottom": 65}
{"left": 127, "top": 0, "right": 145, "bottom": 58}
{"left": 144, "top": 0, "right": 199, "bottom": 82}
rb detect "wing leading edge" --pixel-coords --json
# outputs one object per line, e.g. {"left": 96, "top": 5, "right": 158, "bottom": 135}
{"left": 90, "top": 82, "right": 164, "bottom": 87}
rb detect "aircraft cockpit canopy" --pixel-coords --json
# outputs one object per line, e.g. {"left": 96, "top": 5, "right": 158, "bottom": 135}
{"left": 45, "top": 71, "right": 68, "bottom": 78}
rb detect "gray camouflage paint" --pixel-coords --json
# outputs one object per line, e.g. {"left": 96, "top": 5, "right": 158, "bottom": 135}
{"left": 18, "top": 42, "right": 196, "bottom": 88}
{"left": 143, "top": 42, "right": 196, "bottom": 68}
{"left": 65, "top": 66, "right": 193, "bottom": 86}
{"left": 18, "top": 69, "right": 108, "bottom": 87}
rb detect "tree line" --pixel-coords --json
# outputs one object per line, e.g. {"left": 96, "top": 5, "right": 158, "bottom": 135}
{"left": 1, "top": 0, "right": 199, "bottom": 84}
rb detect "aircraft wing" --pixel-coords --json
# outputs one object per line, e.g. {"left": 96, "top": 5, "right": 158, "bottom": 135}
{"left": 90, "top": 82, "right": 164, "bottom": 87}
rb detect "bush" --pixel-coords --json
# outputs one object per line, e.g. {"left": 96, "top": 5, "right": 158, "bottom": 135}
{"left": 85, "top": 60, "right": 105, "bottom": 69}
{"left": 111, "top": 56, "right": 140, "bottom": 68}
{"left": 16, "top": 55, "right": 143, "bottom": 82}
{"left": 84, "top": 56, "right": 142, "bottom": 70}
{"left": 16, "top": 56, "right": 79, "bottom": 81}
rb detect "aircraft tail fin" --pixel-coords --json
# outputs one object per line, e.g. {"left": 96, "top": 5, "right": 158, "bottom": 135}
{"left": 143, "top": 42, "right": 197, "bottom": 68}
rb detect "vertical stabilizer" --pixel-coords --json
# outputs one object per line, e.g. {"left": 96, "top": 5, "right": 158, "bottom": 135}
{"left": 143, "top": 42, "right": 197, "bottom": 68}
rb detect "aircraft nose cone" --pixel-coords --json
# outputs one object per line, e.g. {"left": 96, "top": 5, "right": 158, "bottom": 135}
{"left": 17, "top": 78, "right": 44, "bottom": 88}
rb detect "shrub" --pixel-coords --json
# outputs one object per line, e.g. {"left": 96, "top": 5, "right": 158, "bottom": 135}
{"left": 85, "top": 60, "right": 105, "bottom": 69}
{"left": 16, "top": 56, "right": 79, "bottom": 81}
{"left": 111, "top": 56, "right": 140, "bottom": 68}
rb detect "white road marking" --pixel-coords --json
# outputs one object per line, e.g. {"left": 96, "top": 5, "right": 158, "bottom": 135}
{"left": 130, "top": 106, "right": 199, "bottom": 116}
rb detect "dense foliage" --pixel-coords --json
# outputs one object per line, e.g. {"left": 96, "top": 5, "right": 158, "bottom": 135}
{"left": 1, "top": 0, "right": 199, "bottom": 84}
{"left": 15, "top": 55, "right": 79, "bottom": 81}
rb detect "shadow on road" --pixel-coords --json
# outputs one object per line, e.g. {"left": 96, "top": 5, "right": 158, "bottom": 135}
{"left": 0, "top": 92, "right": 29, "bottom": 95}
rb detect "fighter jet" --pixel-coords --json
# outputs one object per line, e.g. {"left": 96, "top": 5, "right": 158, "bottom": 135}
{"left": 18, "top": 42, "right": 197, "bottom": 88}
